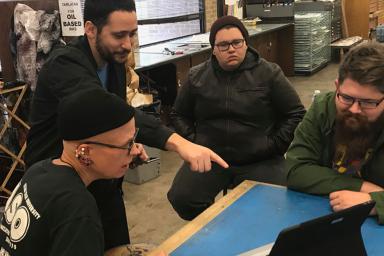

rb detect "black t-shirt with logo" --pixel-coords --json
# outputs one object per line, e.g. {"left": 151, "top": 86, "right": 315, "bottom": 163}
{"left": 0, "top": 159, "right": 103, "bottom": 256}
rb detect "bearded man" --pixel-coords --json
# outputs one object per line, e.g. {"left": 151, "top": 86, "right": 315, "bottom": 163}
{"left": 286, "top": 42, "right": 384, "bottom": 225}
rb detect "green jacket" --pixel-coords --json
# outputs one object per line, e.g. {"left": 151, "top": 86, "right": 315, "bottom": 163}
{"left": 286, "top": 91, "right": 384, "bottom": 224}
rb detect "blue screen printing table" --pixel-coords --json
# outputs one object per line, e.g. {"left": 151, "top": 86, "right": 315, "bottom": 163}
{"left": 149, "top": 181, "right": 384, "bottom": 256}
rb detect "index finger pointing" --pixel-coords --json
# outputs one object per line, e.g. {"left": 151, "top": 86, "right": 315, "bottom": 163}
{"left": 210, "top": 151, "right": 229, "bottom": 169}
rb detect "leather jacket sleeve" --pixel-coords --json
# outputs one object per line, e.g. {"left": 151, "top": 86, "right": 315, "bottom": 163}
{"left": 170, "top": 78, "right": 196, "bottom": 141}
{"left": 135, "top": 108, "right": 174, "bottom": 149}
{"left": 269, "top": 64, "right": 307, "bottom": 154}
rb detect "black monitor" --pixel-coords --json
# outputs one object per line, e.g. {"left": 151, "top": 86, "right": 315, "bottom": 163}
{"left": 245, "top": 0, "right": 294, "bottom": 22}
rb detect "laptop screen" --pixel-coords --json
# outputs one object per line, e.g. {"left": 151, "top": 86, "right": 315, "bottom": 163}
{"left": 239, "top": 201, "right": 375, "bottom": 256}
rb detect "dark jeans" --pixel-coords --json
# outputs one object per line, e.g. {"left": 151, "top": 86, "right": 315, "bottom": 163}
{"left": 167, "top": 156, "right": 286, "bottom": 220}
{"left": 88, "top": 177, "right": 129, "bottom": 250}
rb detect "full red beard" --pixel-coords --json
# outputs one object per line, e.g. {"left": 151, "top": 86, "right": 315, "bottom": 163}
{"left": 333, "top": 110, "right": 380, "bottom": 160}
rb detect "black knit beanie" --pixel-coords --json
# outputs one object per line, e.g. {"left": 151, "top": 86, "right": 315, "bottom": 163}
{"left": 58, "top": 88, "right": 135, "bottom": 141}
{"left": 209, "top": 16, "right": 250, "bottom": 47}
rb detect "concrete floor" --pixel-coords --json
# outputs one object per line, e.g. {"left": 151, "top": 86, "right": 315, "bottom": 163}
{"left": 123, "top": 63, "right": 339, "bottom": 246}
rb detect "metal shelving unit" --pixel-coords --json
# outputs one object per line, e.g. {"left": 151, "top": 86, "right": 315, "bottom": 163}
{"left": 294, "top": 11, "right": 331, "bottom": 74}
{"left": 330, "top": 0, "right": 342, "bottom": 42}
{"left": 295, "top": 0, "right": 342, "bottom": 42}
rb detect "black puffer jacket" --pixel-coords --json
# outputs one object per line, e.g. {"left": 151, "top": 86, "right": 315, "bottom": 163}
{"left": 171, "top": 48, "right": 306, "bottom": 165}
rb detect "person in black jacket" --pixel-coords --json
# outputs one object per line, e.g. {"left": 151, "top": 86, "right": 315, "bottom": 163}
{"left": 167, "top": 16, "right": 306, "bottom": 220}
{"left": 25, "top": 0, "right": 227, "bottom": 253}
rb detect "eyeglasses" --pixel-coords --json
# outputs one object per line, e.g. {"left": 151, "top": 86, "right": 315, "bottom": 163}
{"left": 336, "top": 92, "right": 384, "bottom": 109}
{"left": 83, "top": 128, "right": 139, "bottom": 154}
{"left": 215, "top": 39, "right": 245, "bottom": 52}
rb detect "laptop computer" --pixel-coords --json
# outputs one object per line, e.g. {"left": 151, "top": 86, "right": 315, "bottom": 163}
{"left": 238, "top": 200, "right": 375, "bottom": 256}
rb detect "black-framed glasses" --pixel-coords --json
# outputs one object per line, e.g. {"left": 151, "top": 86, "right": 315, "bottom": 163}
{"left": 83, "top": 128, "right": 139, "bottom": 154}
{"left": 336, "top": 92, "right": 384, "bottom": 109}
{"left": 215, "top": 39, "right": 245, "bottom": 52}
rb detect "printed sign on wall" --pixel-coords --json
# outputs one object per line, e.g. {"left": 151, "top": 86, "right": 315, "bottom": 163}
{"left": 58, "top": 0, "right": 84, "bottom": 36}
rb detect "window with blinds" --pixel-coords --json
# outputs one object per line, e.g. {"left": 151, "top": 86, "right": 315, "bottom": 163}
{"left": 80, "top": 0, "right": 205, "bottom": 46}
{"left": 136, "top": 0, "right": 205, "bottom": 46}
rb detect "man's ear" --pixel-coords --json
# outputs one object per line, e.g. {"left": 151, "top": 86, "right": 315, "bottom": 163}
{"left": 84, "top": 21, "right": 97, "bottom": 40}
{"left": 212, "top": 47, "right": 217, "bottom": 56}
{"left": 334, "top": 78, "right": 340, "bottom": 90}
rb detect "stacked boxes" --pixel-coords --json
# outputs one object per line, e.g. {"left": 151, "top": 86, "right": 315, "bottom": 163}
{"left": 370, "top": 0, "right": 378, "bottom": 13}
{"left": 378, "top": 0, "right": 384, "bottom": 24}
{"left": 370, "top": 0, "right": 384, "bottom": 27}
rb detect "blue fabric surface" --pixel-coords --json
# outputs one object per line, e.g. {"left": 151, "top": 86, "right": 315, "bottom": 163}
{"left": 171, "top": 185, "right": 384, "bottom": 256}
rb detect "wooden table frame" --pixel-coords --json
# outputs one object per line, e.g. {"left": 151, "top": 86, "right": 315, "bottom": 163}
{"left": 148, "top": 180, "right": 262, "bottom": 255}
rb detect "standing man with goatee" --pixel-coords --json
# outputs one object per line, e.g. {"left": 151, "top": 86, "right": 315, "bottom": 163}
{"left": 286, "top": 42, "right": 384, "bottom": 224}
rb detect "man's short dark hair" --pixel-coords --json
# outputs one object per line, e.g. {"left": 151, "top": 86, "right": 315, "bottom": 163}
{"left": 338, "top": 42, "right": 384, "bottom": 93}
{"left": 84, "top": 0, "right": 136, "bottom": 32}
